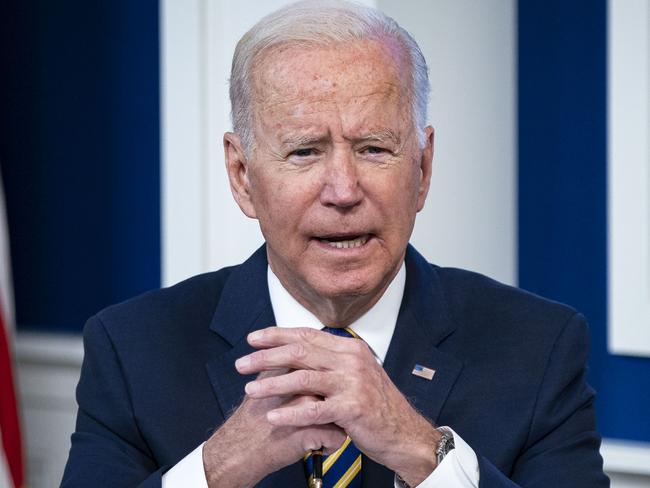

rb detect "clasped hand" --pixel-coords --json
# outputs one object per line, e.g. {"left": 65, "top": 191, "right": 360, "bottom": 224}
{"left": 205, "top": 327, "right": 439, "bottom": 486}
{"left": 203, "top": 327, "right": 439, "bottom": 486}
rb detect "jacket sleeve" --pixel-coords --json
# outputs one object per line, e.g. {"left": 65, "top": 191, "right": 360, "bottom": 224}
{"left": 60, "top": 315, "right": 167, "bottom": 488}
{"left": 478, "top": 313, "right": 609, "bottom": 487}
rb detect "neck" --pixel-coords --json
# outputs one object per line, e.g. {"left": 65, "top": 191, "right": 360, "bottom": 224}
{"left": 295, "top": 290, "right": 387, "bottom": 328}
{"left": 268, "top": 258, "right": 403, "bottom": 328}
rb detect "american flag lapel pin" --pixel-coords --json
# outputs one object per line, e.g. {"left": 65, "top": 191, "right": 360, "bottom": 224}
{"left": 412, "top": 364, "right": 436, "bottom": 380}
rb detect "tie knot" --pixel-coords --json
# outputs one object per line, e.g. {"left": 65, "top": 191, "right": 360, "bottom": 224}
{"left": 321, "top": 326, "right": 358, "bottom": 339}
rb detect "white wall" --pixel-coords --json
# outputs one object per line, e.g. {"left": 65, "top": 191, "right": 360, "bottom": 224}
{"left": 607, "top": 0, "right": 650, "bottom": 357}
{"left": 15, "top": 334, "right": 83, "bottom": 487}
{"left": 379, "top": 0, "right": 517, "bottom": 285}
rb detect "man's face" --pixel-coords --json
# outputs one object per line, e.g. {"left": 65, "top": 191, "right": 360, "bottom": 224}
{"left": 227, "top": 39, "right": 433, "bottom": 306}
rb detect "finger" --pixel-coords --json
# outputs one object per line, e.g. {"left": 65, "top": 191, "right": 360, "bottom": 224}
{"left": 235, "top": 342, "right": 342, "bottom": 374}
{"left": 267, "top": 399, "right": 339, "bottom": 427}
{"left": 247, "top": 326, "right": 358, "bottom": 351}
{"left": 322, "top": 435, "right": 348, "bottom": 455}
{"left": 256, "top": 368, "right": 291, "bottom": 379}
{"left": 245, "top": 369, "right": 340, "bottom": 398}
{"left": 301, "top": 425, "right": 348, "bottom": 454}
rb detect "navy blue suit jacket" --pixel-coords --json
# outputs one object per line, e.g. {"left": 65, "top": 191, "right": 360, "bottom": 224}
{"left": 61, "top": 245, "right": 608, "bottom": 487}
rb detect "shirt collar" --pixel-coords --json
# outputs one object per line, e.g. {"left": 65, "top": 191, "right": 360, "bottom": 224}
{"left": 267, "top": 263, "right": 406, "bottom": 364}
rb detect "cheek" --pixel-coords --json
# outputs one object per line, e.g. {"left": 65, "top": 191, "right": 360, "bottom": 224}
{"left": 371, "top": 166, "right": 421, "bottom": 215}
{"left": 250, "top": 171, "right": 318, "bottom": 230}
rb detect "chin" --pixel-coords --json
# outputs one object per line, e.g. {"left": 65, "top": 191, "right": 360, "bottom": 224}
{"left": 308, "top": 269, "right": 384, "bottom": 300}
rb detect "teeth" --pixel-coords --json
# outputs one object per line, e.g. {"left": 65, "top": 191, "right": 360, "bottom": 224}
{"left": 321, "top": 235, "right": 369, "bottom": 249}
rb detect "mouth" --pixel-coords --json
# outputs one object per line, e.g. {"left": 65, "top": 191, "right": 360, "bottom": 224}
{"left": 315, "top": 234, "right": 371, "bottom": 249}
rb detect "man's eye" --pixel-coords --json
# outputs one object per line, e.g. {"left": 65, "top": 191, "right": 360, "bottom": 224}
{"left": 292, "top": 148, "right": 316, "bottom": 157}
{"left": 363, "top": 146, "right": 387, "bottom": 155}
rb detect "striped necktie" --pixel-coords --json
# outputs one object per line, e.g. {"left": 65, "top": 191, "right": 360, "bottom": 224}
{"left": 304, "top": 327, "right": 362, "bottom": 488}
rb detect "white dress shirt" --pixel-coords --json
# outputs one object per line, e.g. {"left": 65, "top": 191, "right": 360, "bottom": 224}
{"left": 163, "top": 263, "right": 479, "bottom": 487}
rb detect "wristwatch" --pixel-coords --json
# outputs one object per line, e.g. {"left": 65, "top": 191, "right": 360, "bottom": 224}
{"left": 395, "top": 426, "right": 456, "bottom": 488}
{"left": 435, "top": 427, "right": 455, "bottom": 465}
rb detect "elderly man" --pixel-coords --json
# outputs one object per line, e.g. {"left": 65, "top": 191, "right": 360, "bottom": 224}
{"left": 61, "top": 1, "right": 608, "bottom": 487}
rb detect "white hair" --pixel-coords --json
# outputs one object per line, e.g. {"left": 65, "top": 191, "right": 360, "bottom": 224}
{"left": 229, "top": 0, "right": 430, "bottom": 155}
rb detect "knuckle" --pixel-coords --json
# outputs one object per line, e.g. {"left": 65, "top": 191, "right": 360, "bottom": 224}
{"left": 297, "top": 370, "right": 313, "bottom": 389}
{"left": 289, "top": 342, "right": 307, "bottom": 361}
{"left": 321, "top": 427, "right": 346, "bottom": 454}
{"left": 301, "top": 434, "right": 319, "bottom": 452}
{"left": 298, "top": 327, "right": 316, "bottom": 342}
{"left": 289, "top": 408, "right": 299, "bottom": 424}
{"left": 307, "top": 401, "right": 322, "bottom": 423}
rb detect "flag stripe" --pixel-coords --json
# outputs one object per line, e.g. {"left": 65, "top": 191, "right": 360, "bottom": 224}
{"left": 0, "top": 307, "right": 23, "bottom": 488}
{"left": 0, "top": 447, "right": 14, "bottom": 488}
{"left": 0, "top": 171, "right": 23, "bottom": 488}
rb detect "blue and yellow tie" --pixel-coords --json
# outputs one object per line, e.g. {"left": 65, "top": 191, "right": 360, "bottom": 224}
{"left": 304, "top": 327, "right": 362, "bottom": 488}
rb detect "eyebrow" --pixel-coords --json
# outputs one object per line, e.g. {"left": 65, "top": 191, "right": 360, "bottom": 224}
{"left": 280, "top": 134, "right": 328, "bottom": 148}
{"left": 356, "top": 129, "right": 401, "bottom": 145}
{"left": 280, "top": 129, "right": 401, "bottom": 148}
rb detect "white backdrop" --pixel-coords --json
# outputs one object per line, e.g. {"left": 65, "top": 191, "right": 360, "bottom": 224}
{"left": 607, "top": 0, "right": 650, "bottom": 358}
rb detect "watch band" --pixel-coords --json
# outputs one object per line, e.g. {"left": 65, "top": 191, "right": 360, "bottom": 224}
{"left": 395, "top": 426, "right": 456, "bottom": 488}
{"left": 435, "top": 426, "right": 455, "bottom": 465}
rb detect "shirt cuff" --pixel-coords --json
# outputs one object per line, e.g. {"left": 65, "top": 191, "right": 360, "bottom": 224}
{"left": 393, "top": 427, "right": 480, "bottom": 488}
{"left": 161, "top": 442, "right": 209, "bottom": 488}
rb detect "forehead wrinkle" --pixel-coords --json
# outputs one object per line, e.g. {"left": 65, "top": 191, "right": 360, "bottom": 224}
{"left": 259, "top": 83, "right": 403, "bottom": 115}
{"left": 250, "top": 40, "right": 414, "bottom": 153}
{"left": 257, "top": 86, "right": 406, "bottom": 144}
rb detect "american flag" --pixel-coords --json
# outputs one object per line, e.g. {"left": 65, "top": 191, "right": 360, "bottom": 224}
{"left": 0, "top": 171, "right": 24, "bottom": 488}
{"left": 411, "top": 364, "right": 436, "bottom": 380}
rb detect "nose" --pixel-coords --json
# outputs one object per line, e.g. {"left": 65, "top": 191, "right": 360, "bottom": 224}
{"left": 319, "top": 148, "right": 363, "bottom": 209}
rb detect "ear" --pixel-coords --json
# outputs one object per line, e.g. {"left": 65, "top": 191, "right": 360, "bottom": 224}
{"left": 416, "top": 126, "right": 434, "bottom": 212}
{"left": 224, "top": 132, "right": 258, "bottom": 219}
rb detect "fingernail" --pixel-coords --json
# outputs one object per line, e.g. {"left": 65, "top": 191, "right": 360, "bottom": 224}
{"left": 248, "top": 330, "right": 262, "bottom": 342}
{"left": 245, "top": 381, "right": 259, "bottom": 394}
{"left": 267, "top": 410, "right": 281, "bottom": 423}
{"left": 235, "top": 356, "right": 250, "bottom": 370}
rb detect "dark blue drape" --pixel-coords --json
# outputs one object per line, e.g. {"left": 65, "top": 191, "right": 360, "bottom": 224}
{"left": 0, "top": 0, "right": 160, "bottom": 333}
{"left": 518, "top": 0, "right": 650, "bottom": 442}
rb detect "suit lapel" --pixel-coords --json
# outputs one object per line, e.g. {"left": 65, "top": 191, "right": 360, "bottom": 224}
{"left": 205, "top": 246, "right": 274, "bottom": 417}
{"left": 363, "top": 246, "right": 464, "bottom": 487}
{"left": 205, "top": 310, "right": 273, "bottom": 419}
{"left": 384, "top": 245, "right": 463, "bottom": 422}
{"left": 204, "top": 245, "right": 307, "bottom": 487}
